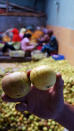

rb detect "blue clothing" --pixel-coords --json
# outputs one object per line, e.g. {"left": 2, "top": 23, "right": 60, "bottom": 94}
{"left": 41, "top": 36, "right": 58, "bottom": 56}
{"left": 41, "top": 42, "right": 57, "bottom": 52}
{"left": 41, "top": 44, "right": 51, "bottom": 52}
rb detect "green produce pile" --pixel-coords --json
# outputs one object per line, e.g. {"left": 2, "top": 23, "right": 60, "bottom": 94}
{"left": 0, "top": 57, "right": 74, "bottom": 131}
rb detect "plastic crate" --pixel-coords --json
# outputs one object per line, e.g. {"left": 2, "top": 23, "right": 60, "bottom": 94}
{"left": 52, "top": 54, "right": 65, "bottom": 60}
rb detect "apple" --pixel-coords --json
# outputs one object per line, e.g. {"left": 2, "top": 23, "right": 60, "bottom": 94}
{"left": 30, "top": 65, "right": 56, "bottom": 90}
{"left": 2, "top": 72, "right": 31, "bottom": 98}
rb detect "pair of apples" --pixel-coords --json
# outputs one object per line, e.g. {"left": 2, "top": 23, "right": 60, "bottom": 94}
{"left": 2, "top": 65, "right": 56, "bottom": 99}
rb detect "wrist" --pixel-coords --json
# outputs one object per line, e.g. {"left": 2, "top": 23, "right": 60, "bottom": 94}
{"left": 55, "top": 102, "right": 66, "bottom": 122}
{"left": 55, "top": 102, "right": 74, "bottom": 131}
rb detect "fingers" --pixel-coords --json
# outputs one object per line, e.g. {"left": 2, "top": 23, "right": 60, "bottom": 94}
{"left": 15, "top": 103, "right": 27, "bottom": 112}
{"left": 1, "top": 86, "right": 40, "bottom": 103}
{"left": 53, "top": 73, "right": 64, "bottom": 93}
{"left": 1, "top": 94, "right": 26, "bottom": 102}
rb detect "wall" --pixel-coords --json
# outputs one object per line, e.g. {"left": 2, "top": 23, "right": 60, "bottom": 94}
{"left": 0, "top": 0, "right": 46, "bottom": 32}
{"left": 0, "top": 15, "right": 46, "bottom": 32}
{"left": 47, "top": 25, "right": 74, "bottom": 66}
{"left": 46, "top": 0, "right": 74, "bottom": 66}
{"left": 46, "top": 0, "right": 74, "bottom": 29}
{"left": 0, "top": 0, "right": 46, "bottom": 12}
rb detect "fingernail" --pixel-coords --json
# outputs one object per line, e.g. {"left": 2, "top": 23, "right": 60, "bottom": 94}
{"left": 56, "top": 73, "right": 61, "bottom": 79}
{"left": 27, "top": 70, "right": 31, "bottom": 79}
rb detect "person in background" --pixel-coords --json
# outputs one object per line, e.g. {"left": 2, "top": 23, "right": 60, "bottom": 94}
{"left": 47, "top": 30, "right": 58, "bottom": 54}
{"left": 11, "top": 28, "right": 21, "bottom": 50}
{"left": 2, "top": 73, "right": 74, "bottom": 131}
{"left": 31, "top": 26, "right": 44, "bottom": 45}
{"left": 21, "top": 33, "right": 36, "bottom": 57}
{"left": 3, "top": 28, "right": 13, "bottom": 42}
{"left": 19, "top": 28, "right": 26, "bottom": 39}
{"left": 41, "top": 30, "right": 58, "bottom": 56}
{"left": 0, "top": 34, "right": 15, "bottom": 56}
{"left": 40, "top": 34, "right": 52, "bottom": 56}
{"left": 36, "top": 33, "right": 50, "bottom": 51}
{"left": 11, "top": 28, "right": 21, "bottom": 42}
{"left": 2, "top": 42, "right": 15, "bottom": 55}
{"left": 37, "top": 34, "right": 49, "bottom": 44}
{"left": 2, "top": 32, "right": 11, "bottom": 43}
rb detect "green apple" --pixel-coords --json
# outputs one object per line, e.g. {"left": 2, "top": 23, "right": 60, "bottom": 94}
{"left": 2, "top": 72, "right": 31, "bottom": 98}
{"left": 30, "top": 65, "right": 56, "bottom": 90}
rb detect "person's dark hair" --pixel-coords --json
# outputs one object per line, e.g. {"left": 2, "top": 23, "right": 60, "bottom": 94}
{"left": 48, "top": 30, "right": 53, "bottom": 37}
{"left": 23, "top": 33, "right": 32, "bottom": 39}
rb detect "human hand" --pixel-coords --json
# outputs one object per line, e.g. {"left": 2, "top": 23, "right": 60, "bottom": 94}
{"left": 2, "top": 73, "right": 64, "bottom": 120}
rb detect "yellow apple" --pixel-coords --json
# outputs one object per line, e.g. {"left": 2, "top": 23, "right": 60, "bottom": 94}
{"left": 30, "top": 65, "right": 56, "bottom": 90}
{"left": 2, "top": 72, "right": 31, "bottom": 98}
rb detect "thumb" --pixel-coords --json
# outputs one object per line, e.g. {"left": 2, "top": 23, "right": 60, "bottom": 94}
{"left": 53, "top": 73, "right": 64, "bottom": 93}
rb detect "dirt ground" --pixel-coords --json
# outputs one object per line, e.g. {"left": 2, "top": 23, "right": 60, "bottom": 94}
{"left": 0, "top": 63, "right": 23, "bottom": 69}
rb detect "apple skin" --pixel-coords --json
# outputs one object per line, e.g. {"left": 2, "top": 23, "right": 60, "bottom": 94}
{"left": 2, "top": 72, "right": 31, "bottom": 98}
{"left": 30, "top": 65, "right": 56, "bottom": 90}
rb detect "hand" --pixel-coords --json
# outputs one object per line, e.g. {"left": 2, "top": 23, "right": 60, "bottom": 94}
{"left": 2, "top": 73, "right": 64, "bottom": 120}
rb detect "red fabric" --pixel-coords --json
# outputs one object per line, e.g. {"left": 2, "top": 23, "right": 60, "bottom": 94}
{"left": 37, "top": 46, "right": 42, "bottom": 50}
{"left": 12, "top": 35, "right": 21, "bottom": 42}
{"left": 11, "top": 28, "right": 21, "bottom": 42}
{"left": 11, "top": 28, "right": 19, "bottom": 34}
